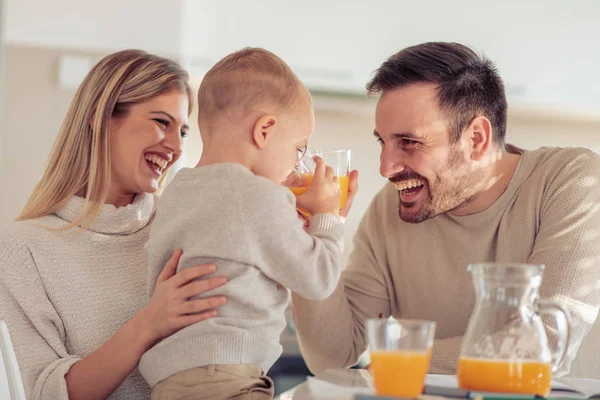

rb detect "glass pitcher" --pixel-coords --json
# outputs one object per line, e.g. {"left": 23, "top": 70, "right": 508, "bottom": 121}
{"left": 458, "top": 263, "right": 571, "bottom": 397}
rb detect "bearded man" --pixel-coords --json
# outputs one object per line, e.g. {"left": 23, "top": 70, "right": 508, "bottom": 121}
{"left": 292, "top": 41, "right": 600, "bottom": 379}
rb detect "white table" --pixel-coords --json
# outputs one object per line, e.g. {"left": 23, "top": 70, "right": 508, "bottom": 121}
{"left": 276, "top": 369, "right": 600, "bottom": 400}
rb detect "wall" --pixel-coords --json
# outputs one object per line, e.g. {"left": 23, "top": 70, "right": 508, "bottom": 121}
{"left": 0, "top": 45, "right": 102, "bottom": 226}
{"left": 3, "top": 0, "right": 183, "bottom": 56}
{"left": 182, "top": 0, "right": 600, "bottom": 114}
{"left": 3, "top": 0, "right": 600, "bottom": 113}
{"left": 0, "top": 0, "right": 4, "bottom": 162}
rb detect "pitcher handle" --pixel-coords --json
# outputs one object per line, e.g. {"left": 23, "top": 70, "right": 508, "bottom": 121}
{"left": 537, "top": 299, "right": 571, "bottom": 372}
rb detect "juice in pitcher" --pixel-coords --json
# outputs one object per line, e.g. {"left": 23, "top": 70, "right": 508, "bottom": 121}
{"left": 457, "top": 357, "right": 552, "bottom": 397}
{"left": 370, "top": 350, "right": 431, "bottom": 397}
{"left": 458, "top": 264, "right": 570, "bottom": 399}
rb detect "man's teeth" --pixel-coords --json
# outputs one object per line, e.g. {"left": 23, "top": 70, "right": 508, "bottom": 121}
{"left": 395, "top": 179, "right": 426, "bottom": 191}
{"left": 145, "top": 154, "right": 168, "bottom": 172}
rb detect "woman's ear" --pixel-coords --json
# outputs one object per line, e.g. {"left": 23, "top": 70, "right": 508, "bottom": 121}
{"left": 252, "top": 115, "right": 277, "bottom": 149}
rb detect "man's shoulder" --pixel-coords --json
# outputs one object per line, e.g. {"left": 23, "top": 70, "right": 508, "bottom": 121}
{"left": 526, "top": 146, "right": 600, "bottom": 178}
{"left": 520, "top": 146, "right": 600, "bottom": 206}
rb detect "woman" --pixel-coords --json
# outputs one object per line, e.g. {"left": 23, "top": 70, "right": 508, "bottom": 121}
{"left": 0, "top": 50, "right": 227, "bottom": 400}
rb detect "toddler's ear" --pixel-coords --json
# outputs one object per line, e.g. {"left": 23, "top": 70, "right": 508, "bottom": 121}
{"left": 252, "top": 115, "right": 278, "bottom": 149}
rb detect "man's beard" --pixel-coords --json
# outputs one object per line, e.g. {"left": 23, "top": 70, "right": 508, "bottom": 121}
{"left": 394, "top": 145, "right": 483, "bottom": 223}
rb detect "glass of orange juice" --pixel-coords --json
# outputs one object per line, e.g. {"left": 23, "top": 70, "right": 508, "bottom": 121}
{"left": 367, "top": 318, "right": 436, "bottom": 398}
{"left": 285, "top": 149, "right": 351, "bottom": 210}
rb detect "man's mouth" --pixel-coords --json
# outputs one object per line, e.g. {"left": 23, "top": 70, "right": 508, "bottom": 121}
{"left": 394, "top": 179, "right": 427, "bottom": 202}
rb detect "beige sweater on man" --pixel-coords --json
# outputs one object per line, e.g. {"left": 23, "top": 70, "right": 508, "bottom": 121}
{"left": 293, "top": 145, "right": 600, "bottom": 378}
{"left": 0, "top": 194, "right": 154, "bottom": 400}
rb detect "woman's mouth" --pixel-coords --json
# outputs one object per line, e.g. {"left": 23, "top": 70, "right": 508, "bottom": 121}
{"left": 145, "top": 153, "right": 169, "bottom": 176}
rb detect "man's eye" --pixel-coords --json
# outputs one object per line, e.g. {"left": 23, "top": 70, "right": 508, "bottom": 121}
{"left": 402, "top": 139, "right": 418, "bottom": 146}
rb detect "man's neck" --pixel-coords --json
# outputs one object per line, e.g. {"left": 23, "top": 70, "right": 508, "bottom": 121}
{"left": 450, "top": 149, "right": 522, "bottom": 216}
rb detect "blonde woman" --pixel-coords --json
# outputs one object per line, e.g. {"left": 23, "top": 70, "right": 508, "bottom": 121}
{"left": 0, "top": 50, "right": 227, "bottom": 400}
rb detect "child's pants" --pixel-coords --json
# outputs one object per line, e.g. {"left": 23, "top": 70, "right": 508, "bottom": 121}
{"left": 151, "top": 364, "right": 274, "bottom": 400}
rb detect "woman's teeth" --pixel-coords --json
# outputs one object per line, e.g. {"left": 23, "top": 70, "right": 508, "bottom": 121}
{"left": 145, "top": 154, "right": 168, "bottom": 173}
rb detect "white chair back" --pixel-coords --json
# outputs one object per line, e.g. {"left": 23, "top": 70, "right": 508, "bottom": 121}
{"left": 0, "top": 320, "right": 26, "bottom": 400}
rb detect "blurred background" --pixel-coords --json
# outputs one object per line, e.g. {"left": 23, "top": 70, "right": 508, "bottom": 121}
{"left": 0, "top": 0, "right": 599, "bottom": 394}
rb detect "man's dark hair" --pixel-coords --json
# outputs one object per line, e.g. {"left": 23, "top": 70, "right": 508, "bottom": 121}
{"left": 366, "top": 42, "right": 507, "bottom": 146}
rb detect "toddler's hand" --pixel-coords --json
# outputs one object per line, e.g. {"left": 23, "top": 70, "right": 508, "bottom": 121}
{"left": 296, "top": 156, "right": 340, "bottom": 217}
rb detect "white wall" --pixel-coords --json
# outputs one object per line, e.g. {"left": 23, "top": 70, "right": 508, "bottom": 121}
{"left": 182, "top": 0, "right": 600, "bottom": 114}
{"left": 0, "top": 46, "right": 83, "bottom": 227}
{"left": 0, "top": 0, "right": 4, "bottom": 161}
{"left": 4, "top": 0, "right": 183, "bottom": 56}
{"left": 4, "top": 0, "right": 600, "bottom": 113}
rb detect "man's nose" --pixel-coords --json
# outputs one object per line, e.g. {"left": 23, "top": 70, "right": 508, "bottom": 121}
{"left": 380, "top": 147, "right": 406, "bottom": 179}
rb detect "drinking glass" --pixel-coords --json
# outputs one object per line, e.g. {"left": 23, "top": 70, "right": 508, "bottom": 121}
{"left": 284, "top": 148, "right": 351, "bottom": 210}
{"left": 367, "top": 318, "right": 436, "bottom": 398}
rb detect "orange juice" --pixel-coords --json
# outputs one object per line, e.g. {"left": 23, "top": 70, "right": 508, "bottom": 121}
{"left": 458, "top": 358, "right": 552, "bottom": 397}
{"left": 288, "top": 174, "right": 349, "bottom": 209}
{"left": 370, "top": 350, "right": 431, "bottom": 397}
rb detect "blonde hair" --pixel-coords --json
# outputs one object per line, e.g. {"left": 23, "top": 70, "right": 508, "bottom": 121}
{"left": 17, "top": 49, "right": 193, "bottom": 228}
{"left": 197, "top": 47, "right": 306, "bottom": 128}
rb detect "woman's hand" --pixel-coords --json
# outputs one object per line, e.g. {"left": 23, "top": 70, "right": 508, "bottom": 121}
{"left": 139, "top": 249, "right": 227, "bottom": 344}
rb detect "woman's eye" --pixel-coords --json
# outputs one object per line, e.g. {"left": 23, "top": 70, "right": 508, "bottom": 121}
{"left": 154, "top": 119, "right": 168, "bottom": 129}
{"left": 181, "top": 131, "right": 188, "bottom": 138}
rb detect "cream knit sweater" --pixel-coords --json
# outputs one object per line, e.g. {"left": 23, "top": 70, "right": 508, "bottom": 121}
{"left": 140, "top": 163, "right": 344, "bottom": 387}
{"left": 0, "top": 194, "right": 155, "bottom": 399}
{"left": 293, "top": 145, "right": 600, "bottom": 379}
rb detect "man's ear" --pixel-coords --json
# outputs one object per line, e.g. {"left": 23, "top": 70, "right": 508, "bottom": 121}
{"left": 466, "top": 116, "right": 493, "bottom": 161}
{"left": 252, "top": 115, "right": 278, "bottom": 149}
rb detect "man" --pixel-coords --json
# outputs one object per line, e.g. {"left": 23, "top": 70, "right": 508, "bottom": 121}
{"left": 292, "top": 42, "right": 600, "bottom": 378}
